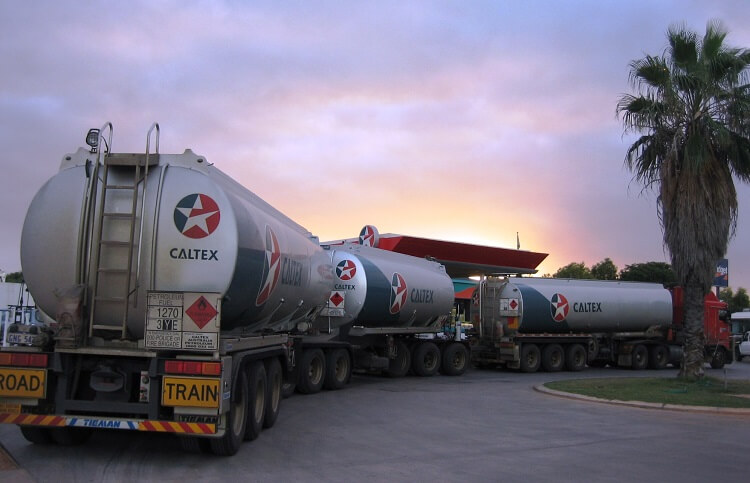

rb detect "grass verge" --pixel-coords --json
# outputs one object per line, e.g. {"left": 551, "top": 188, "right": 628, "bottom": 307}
{"left": 544, "top": 377, "right": 750, "bottom": 408}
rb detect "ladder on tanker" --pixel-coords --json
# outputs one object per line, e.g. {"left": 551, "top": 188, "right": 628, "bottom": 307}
{"left": 87, "top": 123, "right": 160, "bottom": 339}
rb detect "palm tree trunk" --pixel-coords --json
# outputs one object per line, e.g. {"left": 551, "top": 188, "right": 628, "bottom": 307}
{"left": 678, "top": 284, "right": 706, "bottom": 380}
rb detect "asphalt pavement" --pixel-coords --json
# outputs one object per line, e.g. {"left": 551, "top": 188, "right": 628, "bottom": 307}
{"left": 2, "top": 362, "right": 750, "bottom": 482}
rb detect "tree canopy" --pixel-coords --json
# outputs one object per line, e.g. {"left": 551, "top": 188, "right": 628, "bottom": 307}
{"left": 619, "top": 262, "right": 677, "bottom": 284}
{"left": 719, "top": 287, "right": 750, "bottom": 313}
{"left": 591, "top": 258, "right": 618, "bottom": 280}
{"left": 553, "top": 262, "right": 591, "bottom": 279}
{"left": 5, "top": 271, "right": 23, "bottom": 283}
{"left": 617, "top": 21, "right": 750, "bottom": 379}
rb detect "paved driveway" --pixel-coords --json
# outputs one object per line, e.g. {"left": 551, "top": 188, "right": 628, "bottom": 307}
{"left": 2, "top": 363, "right": 749, "bottom": 482}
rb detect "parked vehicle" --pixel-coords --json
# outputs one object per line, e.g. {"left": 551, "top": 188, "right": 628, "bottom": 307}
{"left": 737, "top": 332, "right": 750, "bottom": 361}
{"left": 0, "top": 124, "right": 466, "bottom": 456}
{"left": 470, "top": 277, "right": 732, "bottom": 372}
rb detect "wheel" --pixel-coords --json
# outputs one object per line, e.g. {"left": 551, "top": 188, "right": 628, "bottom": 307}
{"left": 710, "top": 347, "right": 727, "bottom": 369}
{"left": 210, "top": 367, "right": 248, "bottom": 456}
{"left": 244, "top": 361, "right": 267, "bottom": 441}
{"left": 519, "top": 344, "right": 541, "bottom": 373}
{"left": 281, "top": 380, "right": 296, "bottom": 399}
{"left": 587, "top": 338, "right": 599, "bottom": 361}
{"left": 411, "top": 342, "right": 441, "bottom": 377}
{"left": 564, "top": 344, "right": 586, "bottom": 372}
{"left": 631, "top": 344, "right": 648, "bottom": 370}
{"left": 297, "top": 348, "right": 326, "bottom": 394}
{"left": 263, "top": 358, "right": 282, "bottom": 429}
{"left": 541, "top": 344, "right": 564, "bottom": 372}
{"left": 440, "top": 342, "right": 468, "bottom": 376}
{"left": 49, "top": 427, "right": 92, "bottom": 446}
{"left": 324, "top": 348, "right": 352, "bottom": 390}
{"left": 178, "top": 436, "right": 212, "bottom": 453}
{"left": 385, "top": 340, "right": 411, "bottom": 378}
{"left": 648, "top": 345, "right": 669, "bottom": 370}
{"left": 20, "top": 426, "right": 53, "bottom": 444}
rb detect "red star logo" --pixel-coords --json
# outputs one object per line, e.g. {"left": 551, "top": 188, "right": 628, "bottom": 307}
{"left": 359, "top": 225, "right": 378, "bottom": 247}
{"left": 550, "top": 293, "right": 569, "bottom": 322}
{"left": 336, "top": 260, "right": 357, "bottom": 281}
{"left": 255, "top": 226, "right": 281, "bottom": 306}
{"left": 389, "top": 272, "right": 408, "bottom": 314}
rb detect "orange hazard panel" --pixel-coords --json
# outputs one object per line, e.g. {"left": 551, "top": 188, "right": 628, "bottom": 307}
{"left": 0, "top": 413, "right": 65, "bottom": 426}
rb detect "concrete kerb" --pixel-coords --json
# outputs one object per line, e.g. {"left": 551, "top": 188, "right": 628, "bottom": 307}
{"left": 534, "top": 383, "right": 750, "bottom": 415}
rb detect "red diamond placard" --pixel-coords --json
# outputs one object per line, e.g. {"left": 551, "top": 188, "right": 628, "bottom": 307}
{"left": 509, "top": 299, "right": 518, "bottom": 310}
{"left": 185, "top": 296, "right": 218, "bottom": 329}
{"left": 330, "top": 291, "right": 344, "bottom": 307}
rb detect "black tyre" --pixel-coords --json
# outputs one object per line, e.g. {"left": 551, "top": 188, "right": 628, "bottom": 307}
{"left": 178, "top": 436, "right": 212, "bottom": 453}
{"left": 264, "top": 358, "right": 282, "bottom": 429}
{"left": 411, "top": 342, "right": 441, "bottom": 377}
{"left": 564, "top": 344, "right": 586, "bottom": 372}
{"left": 440, "top": 343, "right": 468, "bottom": 376}
{"left": 542, "top": 344, "right": 564, "bottom": 372}
{"left": 49, "top": 427, "right": 92, "bottom": 446}
{"left": 631, "top": 344, "right": 648, "bottom": 370}
{"left": 648, "top": 345, "right": 669, "bottom": 370}
{"left": 210, "top": 367, "right": 248, "bottom": 456}
{"left": 297, "top": 348, "right": 326, "bottom": 394}
{"left": 281, "top": 379, "right": 296, "bottom": 399}
{"left": 244, "top": 361, "right": 267, "bottom": 441}
{"left": 710, "top": 347, "right": 727, "bottom": 369}
{"left": 587, "top": 338, "right": 600, "bottom": 361}
{"left": 324, "top": 348, "right": 352, "bottom": 390}
{"left": 385, "top": 340, "right": 411, "bottom": 378}
{"left": 20, "top": 426, "right": 53, "bottom": 444}
{"left": 520, "top": 344, "right": 541, "bottom": 373}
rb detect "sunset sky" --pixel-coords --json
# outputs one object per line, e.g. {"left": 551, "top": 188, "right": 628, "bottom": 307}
{"left": 1, "top": 1, "right": 749, "bottom": 291}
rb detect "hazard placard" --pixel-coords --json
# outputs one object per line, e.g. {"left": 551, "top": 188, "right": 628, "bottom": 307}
{"left": 145, "top": 292, "right": 221, "bottom": 351}
{"left": 320, "top": 291, "right": 345, "bottom": 317}
{"left": 499, "top": 298, "right": 520, "bottom": 316}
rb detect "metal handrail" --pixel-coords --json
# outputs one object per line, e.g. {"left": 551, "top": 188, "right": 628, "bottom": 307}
{"left": 150, "top": 164, "right": 168, "bottom": 290}
{"left": 132, "top": 122, "right": 159, "bottom": 305}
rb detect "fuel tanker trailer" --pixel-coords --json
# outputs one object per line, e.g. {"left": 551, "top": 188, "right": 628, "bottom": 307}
{"left": 1, "top": 123, "right": 338, "bottom": 456}
{"left": 470, "top": 277, "right": 732, "bottom": 373}
{"left": 300, "top": 239, "right": 468, "bottom": 384}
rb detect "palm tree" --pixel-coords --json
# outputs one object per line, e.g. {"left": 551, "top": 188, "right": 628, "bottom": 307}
{"left": 617, "top": 21, "right": 750, "bottom": 379}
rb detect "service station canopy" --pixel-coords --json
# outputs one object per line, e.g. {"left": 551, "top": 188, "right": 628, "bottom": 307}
{"left": 324, "top": 233, "right": 548, "bottom": 279}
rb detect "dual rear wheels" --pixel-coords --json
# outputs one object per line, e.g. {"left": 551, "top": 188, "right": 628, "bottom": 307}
{"left": 295, "top": 347, "right": 353, "bottom": 395}
{"left": 181, "top": 356, "right": 284, "bottom": 457}
{"left": 387, "top": 340, "right": 468, "bottom": 378}
{"left": 519, "top": 343, "right": 587, "bottom": 373}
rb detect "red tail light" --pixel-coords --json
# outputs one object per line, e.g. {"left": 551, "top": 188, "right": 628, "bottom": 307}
{"left": 0, "top": 352, "right": 48, "bottom": 367}
{"left": 165, "top": 360, "right": 221, "bottom": 376}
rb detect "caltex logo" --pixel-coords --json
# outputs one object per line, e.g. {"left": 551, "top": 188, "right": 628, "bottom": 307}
{"left": 255, "top": 226, "right": 281, "bottom": 306}
{"left": 389, "top": 272, "right": 407, "bottom": 315}
{"left": 336, "top": 260, "right": 357, "bottom": 281}
{"left": 359, "top": 225, "right": 377, "bottom": 247}
{"left": 174, "top": 194, "right": 221, "bottom": 239}
{"left": 550, "top": 293, "right": 569, "bottom": 322}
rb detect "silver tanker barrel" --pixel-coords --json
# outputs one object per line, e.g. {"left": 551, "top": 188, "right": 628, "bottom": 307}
{"left": 314, "top": 249, "right": 368, "bottom": 329}
{"left": 496, "top": 277, "right": 673, "bottom": 334}
{"left": 21, "top": 146, "right": 333, "bottom": 338}
{"left": 323, "top": 243, "right": 454, "bottom": 328}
